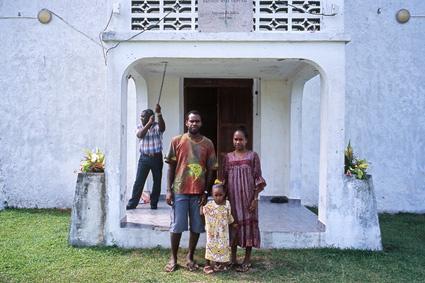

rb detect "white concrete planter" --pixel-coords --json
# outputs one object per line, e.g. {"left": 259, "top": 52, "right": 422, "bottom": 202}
{"left": 69, "top": 173, "right": 106, "bottom": 246}
{"left": 0, "top": 194, "right": 5, "bottom": 211}
{"left": 336, "top": 175, "right": 383, "bottom": 250}
{"left": 0, "top": 186, "right": 6, "bottom": 211}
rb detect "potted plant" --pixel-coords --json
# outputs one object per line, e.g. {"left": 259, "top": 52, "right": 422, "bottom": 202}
{"left": 69, "top": 148, "right": 106, "bottom": 246}
{"left": 344, "top": 140, "right": 369, "bottom": 180}
{"left": 80, "top": 148, "right": 105, "bottom": 173}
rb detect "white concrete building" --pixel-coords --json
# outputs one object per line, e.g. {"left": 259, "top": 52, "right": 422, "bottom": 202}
{"left": 1, "top": 0, "right": 424, "bottom": 217}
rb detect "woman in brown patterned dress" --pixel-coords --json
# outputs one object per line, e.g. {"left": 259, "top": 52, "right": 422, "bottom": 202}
{"left": 222, "top": 126, "right": 266, "bottom": 272}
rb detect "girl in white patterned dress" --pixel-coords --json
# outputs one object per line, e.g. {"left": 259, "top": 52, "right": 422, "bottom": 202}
{"left": 201, "top": 182, "right": 237, "bottom": 274}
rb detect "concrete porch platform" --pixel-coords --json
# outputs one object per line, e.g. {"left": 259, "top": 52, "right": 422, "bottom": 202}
{"left": 120, "top": 199, "right": 326, "bottom": 249}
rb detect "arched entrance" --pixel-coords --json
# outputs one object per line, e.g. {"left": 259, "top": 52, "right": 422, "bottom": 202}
{"left": 102, "top": 37, "right": 347, "bottom": 248}
{"left": 112, "top": 56, "right": 340, "bottom": 248}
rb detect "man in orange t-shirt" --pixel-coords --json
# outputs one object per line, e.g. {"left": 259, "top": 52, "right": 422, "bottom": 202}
{"left": 164, "top": 110, "right": 217, "bottom": 272}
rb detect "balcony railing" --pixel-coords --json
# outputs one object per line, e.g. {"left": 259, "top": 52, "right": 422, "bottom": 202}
{"left": 131, "top": 0, "right": 322, "bottom": 32}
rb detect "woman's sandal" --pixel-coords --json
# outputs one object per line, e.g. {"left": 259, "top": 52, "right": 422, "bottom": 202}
{"left": 186, "top": 261, "right": 199, "bottom": 272}
{"left": 235, "top": 263, "right": 251, "bottom": 273}
{"left": 203, "top": 265, "right": 214, "bottom": 274}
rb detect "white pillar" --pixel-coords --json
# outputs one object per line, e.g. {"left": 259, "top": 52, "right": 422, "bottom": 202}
{"left": 104, "top": 53, "right": 129, "bottom": 245}
{"left": 315, "top": 51, "right": 347, "bottom": 247}
{"left": 126, "top": 76, "right": 137, "bottom": 199}
{"left": 288, "top": 81, "right": 303, "bottom": 199}
{"left": 288, "top": 66, "right": 318, "bottom": 200}
{"left": 129, "top": 72, "right": 149, "bottom": 197}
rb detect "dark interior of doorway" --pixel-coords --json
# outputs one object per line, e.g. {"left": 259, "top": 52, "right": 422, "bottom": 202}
{"left": 184, "top": 78, "right": 253, "bottom": 165}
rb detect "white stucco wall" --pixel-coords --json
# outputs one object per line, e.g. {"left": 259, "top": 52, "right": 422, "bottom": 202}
{"left": 0, "top": 1, "right": 107, "bottom": 207}
{"left": 299, "top": 1, "right": 425, "bottom": 212}
{"left": 346, "top": 1, "right": 425, "bottom": 213}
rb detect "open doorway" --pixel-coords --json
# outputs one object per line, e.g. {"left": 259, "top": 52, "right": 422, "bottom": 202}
{"left": 184, "top": 78, "right": 253, "bottom": 164}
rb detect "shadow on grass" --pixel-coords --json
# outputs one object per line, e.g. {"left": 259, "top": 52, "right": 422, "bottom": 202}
{"left": 3, "top": 208, "right": 71, "bottom": 214}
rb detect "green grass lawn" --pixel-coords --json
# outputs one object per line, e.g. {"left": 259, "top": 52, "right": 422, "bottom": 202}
{"left": 0, "top": 209, "right": 424, "bottom": 282}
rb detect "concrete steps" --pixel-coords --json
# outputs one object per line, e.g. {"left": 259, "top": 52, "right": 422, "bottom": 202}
{"left": 120, "top": 199, "right": 325, "bottom": 249}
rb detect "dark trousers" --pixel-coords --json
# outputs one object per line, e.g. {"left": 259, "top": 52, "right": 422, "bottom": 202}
{"left": 127, "top": 153, "right": 163, "bottom": 208}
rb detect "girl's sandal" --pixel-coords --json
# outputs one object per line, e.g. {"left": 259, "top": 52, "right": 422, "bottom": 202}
{"left": 203, "top": 265, "right": 214, "bottom": 274}
{"left": 213, "top": 263, "right": 229, "bottom": 272}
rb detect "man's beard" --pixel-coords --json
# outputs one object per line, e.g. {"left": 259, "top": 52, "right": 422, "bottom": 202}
{"left": 188, "top": 127, "right": 200, "bottom": 135}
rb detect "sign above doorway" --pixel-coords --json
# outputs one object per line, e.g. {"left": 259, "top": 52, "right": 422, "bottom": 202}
{"left": 198, "top": 0, "right": 253, "bottom": 32}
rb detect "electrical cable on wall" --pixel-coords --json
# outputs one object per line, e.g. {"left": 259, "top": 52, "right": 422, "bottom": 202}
{"left": 48, "top": 10, "right": 105, "bottom": 48}
{"left": 0, "top": 3, "right": 347, "bottom": 66}
{"left": 0, "top": 8, "right": 174, "bottom": 65}
{"left": 0, "top": 16, "right": 36, "bottom": 19}
{"left": 104, "top": 9, "right": 174, "bottom": 57}
{"left": 99, "top": 10, "right": 114, "bottom": 65}
{"left": 1, "top": 10, "right": 105, "bottom": 48}
{"left": 0, "top": 3, "right": 335, "bottom": 60}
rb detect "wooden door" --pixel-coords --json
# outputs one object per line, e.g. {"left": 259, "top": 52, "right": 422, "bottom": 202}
{"left": 184, "top": 86, "right": 218, "bottom": 148}
{"left": 217, "top": 82, "right": 253, "bottom": 162}
{"left": 184, "top": 78, "right": 253, "bottom": 169}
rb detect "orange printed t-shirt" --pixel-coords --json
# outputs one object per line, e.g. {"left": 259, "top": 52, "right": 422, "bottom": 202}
{"left": 165, "top": 133, "right": 218, "bottom": 194}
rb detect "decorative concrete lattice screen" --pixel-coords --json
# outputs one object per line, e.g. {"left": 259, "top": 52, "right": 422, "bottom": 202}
{"left": 131, "top": 0, "right": 321, "bottom": 31}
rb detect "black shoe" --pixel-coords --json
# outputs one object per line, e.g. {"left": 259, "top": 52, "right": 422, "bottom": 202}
{"left": 150, "top": 205, "right": 158, "bottom": 210}
{"left": 126, "top": 205, "right": 137, "bottom": 210}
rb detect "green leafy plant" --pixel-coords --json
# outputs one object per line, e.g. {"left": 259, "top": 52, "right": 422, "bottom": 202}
{"left": 344, "top": 141, "right": 368, "bottom": 180}
{"left": 80, "top": 148, "right": 105, "bottom": 173}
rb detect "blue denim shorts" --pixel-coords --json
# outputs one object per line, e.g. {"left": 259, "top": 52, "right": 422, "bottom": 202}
{"left": 170, "top": 194, "right": 205, "bottom": 233}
